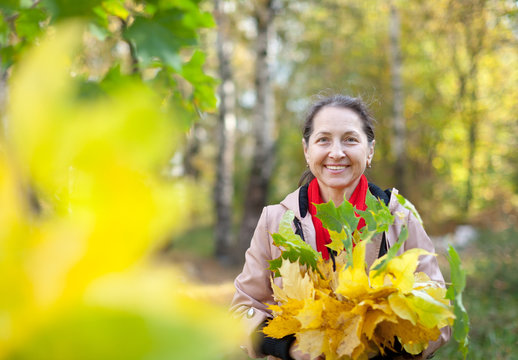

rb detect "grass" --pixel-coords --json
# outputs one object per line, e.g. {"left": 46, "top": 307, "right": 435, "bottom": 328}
{"left": 434, "top": 228, "right": 518, "bottom": 359}
{"left": 164, "top": 225, "right": 215, "bottom": 258}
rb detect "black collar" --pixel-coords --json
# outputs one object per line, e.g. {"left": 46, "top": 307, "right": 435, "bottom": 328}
{"left": 298, "top": 182, "right": 310, "bottom": 218}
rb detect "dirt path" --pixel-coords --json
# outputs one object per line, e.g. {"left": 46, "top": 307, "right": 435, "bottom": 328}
{"left": 163, "top": 251, "right": 242, "bottom": 283}
{"left": 160, "top": 252, "right": 243, "bottom": 306}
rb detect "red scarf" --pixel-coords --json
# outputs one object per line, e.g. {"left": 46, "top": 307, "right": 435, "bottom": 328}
{"left": 308, "top": 175, "right": 368, "bottom": 260}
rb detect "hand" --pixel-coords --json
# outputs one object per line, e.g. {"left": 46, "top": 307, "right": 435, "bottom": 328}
{"left": 289, "top": 343, "right": 324, "bottom": 360}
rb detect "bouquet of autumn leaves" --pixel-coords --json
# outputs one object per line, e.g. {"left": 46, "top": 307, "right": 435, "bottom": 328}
{"left": 263, "top": 192, "right": 469, "bottom": 360}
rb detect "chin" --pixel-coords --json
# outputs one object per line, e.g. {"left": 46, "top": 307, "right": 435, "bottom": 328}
{"left": 327, "top": 180, "right": 354, "bottom": 189}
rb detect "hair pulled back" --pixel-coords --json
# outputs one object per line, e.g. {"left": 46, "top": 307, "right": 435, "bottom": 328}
{"left": 299, "top": 94, "right": 376, "bottom": 186}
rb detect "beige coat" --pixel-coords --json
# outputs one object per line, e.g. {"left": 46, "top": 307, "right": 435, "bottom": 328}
{"left": 231, "top": 187, "right": 451, "bottom": 360}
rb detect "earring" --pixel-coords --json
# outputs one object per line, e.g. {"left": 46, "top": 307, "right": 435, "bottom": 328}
{"left": 367, "top": 162, "right": 371, "bottom": 168}
{"left": 306, "top": 163, "right": 309, "bottom": 168}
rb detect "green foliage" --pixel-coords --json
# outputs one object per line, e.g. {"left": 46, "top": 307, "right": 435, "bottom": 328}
{"left": 395, "top": 194, "right": 423, "bottom": 225}
{"left": 315, "top": 199, "right": 359, "bottom": 234}
{"left": 358, "top": 191, "right": 395, "bottom": 233}
{"left": 0, "top": 0, "right": 217, "bottom": 114}
{"left": 269, "top": 192, "right": 412, "bottom": 273}
{"left": 435, "top": 228, "right": 518, "bottom": 359}
{"left": 123, "top": 9, "right": 197, "bottom": 70}
{"left": 324, "top": 228, "right": 354, "bottom": 258}
{"left": 370, "top": 224, "right": 408, "bottom": 277}
{"left": 181, "top": 50, "right": 219, "bottom": 110}
{"left": 41, "top": 0, "right": 103, "bottom": 19}
{"left": 445, "top": 245, "right": 469, "bottom": 359}
{"left": 268, "top": 210, "right": 322, "bottom": 277}
{"left": 315, "top": 190, "right": 395, "bottom": 262}
{"left": 272, "top": 0, "right": 518, "bottom": 229}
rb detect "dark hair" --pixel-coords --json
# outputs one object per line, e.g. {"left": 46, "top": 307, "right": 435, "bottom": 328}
{"left": 299, "top": 94, "right": 376, "bottom": 186}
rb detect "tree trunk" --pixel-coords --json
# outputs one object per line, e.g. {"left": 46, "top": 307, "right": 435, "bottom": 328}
{"left": 389, "top": 0, "right": 406, "bottom": 194}
{"left": 448, "top": 0, "right": 487, "bottom": 213}
{"left": 235, "top": 0, "right": 276, "bottom": 264}
{"left": 463, "top": 52, "right": 481, "bottom": 213}
{"left": 183, "top": 122, "right": 202, "bottom": 179}
{"left": 214, "top": 0, "right": 236, "bottom": 263}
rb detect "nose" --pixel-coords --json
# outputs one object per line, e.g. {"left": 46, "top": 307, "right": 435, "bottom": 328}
{"left": 329, "top": 140, "right": 345, "bottom": 159}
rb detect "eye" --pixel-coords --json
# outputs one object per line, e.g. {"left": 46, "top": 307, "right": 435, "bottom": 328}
{"left": 316, "top": 137, "right": 329, "bottom": 144}
{"left": 344, "top": 136, "right": 358, "bottom": 143}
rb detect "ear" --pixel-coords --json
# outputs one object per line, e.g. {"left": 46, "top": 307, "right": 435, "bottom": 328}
{"left": 367, "top": 140, "right": 375, "bottom": 162}
{"left": 302, "top": 138, "right": 310, "bottom": 163}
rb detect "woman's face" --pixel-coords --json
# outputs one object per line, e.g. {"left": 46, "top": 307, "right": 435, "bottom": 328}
{"left": 303, "top": 106, "right": 375, "bottom": 202}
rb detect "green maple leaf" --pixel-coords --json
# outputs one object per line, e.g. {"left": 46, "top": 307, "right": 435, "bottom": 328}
{"left": 396, "top": 193, "right": 423, "bottom": 224}
{"left": 370, "top": 224, "right": 409, "bottom": 278}
{"left": 41, "top": 0, "right": 103, "bottom": 19}
{"left": 314, "top": 199, "right": 360, "bottom": 268}
{"left": 315, "top": 191, "right": 393, "bottom": 262}
{"left": 357, "top": 191, "right": 394, "bottom": 233}
{"left": 445, "top": 245, "right": 470, "bottom": 359}
{"left": 268, "top": 211, "right": 321, "bottom": 277}
{"left": 181, "top": 50, "right": 218, "bottom": 110}
{"left": 315, "top": 199, "right": 359, "bottom": 234}
{"left": 124, "top": 10, "right": 195, "bottom": 71}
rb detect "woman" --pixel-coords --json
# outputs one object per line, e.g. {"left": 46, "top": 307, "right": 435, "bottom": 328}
{"left": 231, "top": 95, "right": 450, "bottom": 360}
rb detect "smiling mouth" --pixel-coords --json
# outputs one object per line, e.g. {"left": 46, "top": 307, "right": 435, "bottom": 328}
{"left": 325, "top": 165, "right": 349, "bottom": 170}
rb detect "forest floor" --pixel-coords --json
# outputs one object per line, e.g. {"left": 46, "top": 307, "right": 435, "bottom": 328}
{"left": 160, "top": 250, "right": 241, "bottom": 307}
{"left": 163, "top": 251, "right": 241, "bottom": 284}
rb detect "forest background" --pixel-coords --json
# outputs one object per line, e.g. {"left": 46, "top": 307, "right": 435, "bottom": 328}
{"left": 1, "top": 0, "right": 517, "bottom": 359}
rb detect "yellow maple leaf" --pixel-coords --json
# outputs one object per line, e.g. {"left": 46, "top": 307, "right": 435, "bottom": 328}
{"left": 407, "top": 290, "right": 455, "bottom": 329}
{"left": 335, "top": 240, "right": 370, "bottom": 300}
{"left": 413, "top": 271, "right": 432, "bottom": 286}
{"left": 335, "top": 314, "right": 363, "bottom": 359}
{"left": 263, "top": 315, "right": 302, "bottom": 339}
{"left": 389, "top": 288, "right": 453, "bottom": 329}
{"left": 365, "top": 286, "right": 397, "bottom": 301}
{"left": 424, "top": 286, "right": 450, "bottom": 307}
{"left": 277, "top": 258, "right": 315, "bottom": 301}
{"left": 363, "top": 308, "right": 397, "bottom": 340}
{"left": 322, "top": 294, "right": 354, "bottom": 328}
{"left": 388, "top": 292, "right": 419, "bottom": 325}
{"left": 269, "top": 235, "right": 455, "bottom": 360}
{"left": 311, "top": 258, "right": 336, "bottom": 292}
{"left": 296, "top": 329, "right": 325, "bottom": 359}
{"left": 376, "top": 319, "right": 440, "bottom": 355}
{"left": 295, "top": 298, "right": 324, "bottom": 328}
{"left": 413, "top": 272, "right": 450, "bottom": 307}
{"left": 267, "top": 303, "right": 283, "bottom": 315}
{"left": 327, "top": 229, "right": 348, "bottom": 253}
{"left": 370, "top": 248, "right": 432, "bottom": 293}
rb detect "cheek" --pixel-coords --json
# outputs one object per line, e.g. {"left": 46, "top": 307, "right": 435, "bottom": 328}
{"left": 304, "top": 151, "right": 310, "bottom": 163}
{"left": 352, "top": 150, "right": 368, "bottom": 166}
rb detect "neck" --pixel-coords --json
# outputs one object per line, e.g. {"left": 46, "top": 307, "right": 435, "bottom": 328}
{"left": 326, "top": 190, "right": 347, "bottom": 206}
{"left": 320, "top": 180, "right": 360, "bottom": 206}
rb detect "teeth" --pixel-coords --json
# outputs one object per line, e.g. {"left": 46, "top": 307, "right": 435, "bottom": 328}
{"left": 326, "top": 165, "right": 346, "bottom": 170}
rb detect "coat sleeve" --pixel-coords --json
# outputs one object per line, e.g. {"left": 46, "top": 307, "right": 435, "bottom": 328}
{"left": 402, "top": 211, "right": 452, "bottom": 359}
{"left": 230, "top": 206, "right": 276, "bottom": 358}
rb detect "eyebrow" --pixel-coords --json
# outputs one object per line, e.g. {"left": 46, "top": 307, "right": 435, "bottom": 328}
{"left": 313, "top": 130, "right": 360, "bottom": 137}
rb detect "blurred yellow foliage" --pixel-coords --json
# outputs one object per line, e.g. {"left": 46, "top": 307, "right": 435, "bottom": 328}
{"left": 0, "top": 21, "right": 242, "bottom": 360}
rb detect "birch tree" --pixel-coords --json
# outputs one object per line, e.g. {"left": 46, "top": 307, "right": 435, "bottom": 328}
{"left": 236, "top": 0, "right": 277, "bottom": 263}
{"left": 389, "top": 0, "right": 406, "bottom": 194}
{"left": 214, "top": 0, "right": 237, "bottom": 262}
